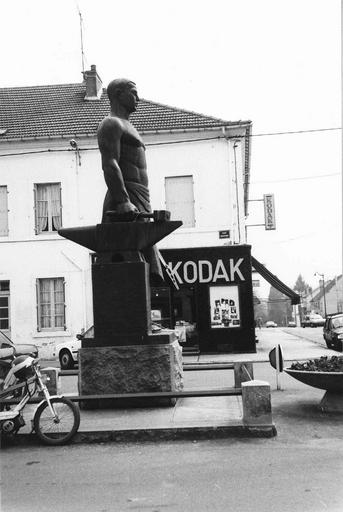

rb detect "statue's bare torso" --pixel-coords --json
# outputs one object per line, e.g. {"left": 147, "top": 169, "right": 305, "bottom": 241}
{"left": 97, "top": 82, "right": 149, "bottom": 215}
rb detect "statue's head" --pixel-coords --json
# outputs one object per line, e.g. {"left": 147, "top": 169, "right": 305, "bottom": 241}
{"left": 107, "top": 79, "right": 138, "bottom": 112}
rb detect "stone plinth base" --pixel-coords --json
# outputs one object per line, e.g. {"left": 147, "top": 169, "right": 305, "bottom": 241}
{"left": 78, "top": 340, "right": 183, "bottom": 408}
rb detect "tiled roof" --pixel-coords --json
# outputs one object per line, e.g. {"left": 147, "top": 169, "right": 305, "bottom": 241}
{"left": 0, "top": 82, "right": 250, "bottom": 140}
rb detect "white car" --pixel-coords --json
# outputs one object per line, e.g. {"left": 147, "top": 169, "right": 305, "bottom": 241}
{"left": 265, "top": 321, "right": 277, "bottom": 328}
{"left": 53, "top": 338, "right": 81, "bottom": 370}
{"left": 301, "top": 314, "right": 325, "bottom": 328}
{"left": 53, "top": 326, "right": 94, "bottom": 370}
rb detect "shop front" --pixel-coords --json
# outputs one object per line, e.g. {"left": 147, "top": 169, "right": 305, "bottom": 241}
{"left": 152, "top": 245, "right": 256, "bottom": 354}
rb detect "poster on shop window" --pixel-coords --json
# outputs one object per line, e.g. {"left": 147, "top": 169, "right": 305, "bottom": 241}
{"left": 210, "top": 285, "right": 241, "bottom": 329}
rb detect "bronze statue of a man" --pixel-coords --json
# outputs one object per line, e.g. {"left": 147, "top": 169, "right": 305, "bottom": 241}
{"left": 97, "top": 79, "right": 163, "bottom": 283}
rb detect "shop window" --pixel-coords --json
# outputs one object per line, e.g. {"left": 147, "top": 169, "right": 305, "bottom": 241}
{"left": 165, "top": 176, "right": 195, "bottom": 227}
{"left": 34, "top": 183, "right": 62, "bottom": 234}
{"left": 151, "top": 287, "right": 172, "bottom": 328}
{"left": 172, "top": 287, "right": 198, "bottom": 345}
{"left": 0, "top": 186, "right": 9, "bottom": 236}
{"left": 36, "top": 278, "right": 65, "bottom": 331}
{"left": 0, "top": 280, "right": 10, "bottom": 331}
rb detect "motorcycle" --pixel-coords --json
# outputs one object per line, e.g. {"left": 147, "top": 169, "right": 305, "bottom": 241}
{"left": 0, "top": 354, "right": 80, "bottom": 445}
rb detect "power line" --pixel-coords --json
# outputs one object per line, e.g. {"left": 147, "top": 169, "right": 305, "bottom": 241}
{"left": 0, "top": 126, "right": 341, "bottom": 159}
{"left": 251, "top": 172, "right": 340, "bottom": 184}
{"left": 250, "top": 127, "right": 341, "bottom": 137}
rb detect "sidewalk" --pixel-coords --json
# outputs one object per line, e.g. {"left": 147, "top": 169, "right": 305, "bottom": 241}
{"left": 9, "top": 328, "right": 342, "bottom": 446}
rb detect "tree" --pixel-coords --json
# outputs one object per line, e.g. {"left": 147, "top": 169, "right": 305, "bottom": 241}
{"left": 294, "top": 274, "right": 312, "bottom": 295}
{"left": 268, "top": 286, "right": 293, "bottom": 326}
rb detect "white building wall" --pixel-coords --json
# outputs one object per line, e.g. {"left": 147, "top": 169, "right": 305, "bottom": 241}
{"left": 145, "top": 133, "right": 243, "bottom": 248}
{"left": 0, "top": 127, "right": 248, "bottom": 352}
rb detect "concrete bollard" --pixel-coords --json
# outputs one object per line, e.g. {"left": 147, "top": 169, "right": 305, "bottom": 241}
{"left": 40, "top": 367, "right": 60, "bottom": 395}
{"left": 234, "top": 361, "right": 254, "bottom": 388}
{"left": 242, "top": 380, "right": 272, "bottom": 426}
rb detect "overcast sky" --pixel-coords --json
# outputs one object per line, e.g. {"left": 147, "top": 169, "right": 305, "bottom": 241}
{"left": 1, "top": 0, "right": 341, "bottom": 292}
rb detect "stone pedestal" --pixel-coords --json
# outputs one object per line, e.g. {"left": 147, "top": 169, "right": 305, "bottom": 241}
{"left": 79, "top": 340, "right": 183, "bottom": 408}
{"left": 242, "top": 380, "right": 272, "bottom": 426}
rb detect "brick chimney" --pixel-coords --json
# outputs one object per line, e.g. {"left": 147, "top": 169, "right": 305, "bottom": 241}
{"left": 83, "top": 65, "right": 103, "bottom": 100}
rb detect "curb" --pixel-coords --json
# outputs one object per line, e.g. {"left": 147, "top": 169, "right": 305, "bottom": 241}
{"left": 1, "top": 423, "right": 277, "bottom": 447}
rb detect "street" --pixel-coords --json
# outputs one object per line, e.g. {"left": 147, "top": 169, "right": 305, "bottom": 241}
{"left": 2, "top": 327, "right": 343, "bottom": 512}
{"left": 280, "top": 326, "right": 328, "bottom": 349}
{"left": 1, "top": 433, "right": 343, "bottom": 512}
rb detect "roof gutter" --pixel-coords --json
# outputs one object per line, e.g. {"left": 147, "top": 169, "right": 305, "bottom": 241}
{"left": 0, "top": 122, "right": 252, "bottom": 143}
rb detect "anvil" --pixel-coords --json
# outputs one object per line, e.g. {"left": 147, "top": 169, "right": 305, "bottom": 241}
{"left": 58, "top": 220, "right": 182, "bottom": 253}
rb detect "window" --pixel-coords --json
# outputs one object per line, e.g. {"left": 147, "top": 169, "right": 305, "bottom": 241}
{"left": 165, "top": 176, "right": 195, "bottom": 228}
{"left": 36, "top": 278, "right": 65, "bottom": 331}
{"left": 0, "top": 186, "right": 9, "bottom": 236}
{"left": 0, "top": 280, "right": 10, "bottom": 331}
{"left": 34, "top": 183, "right": 62, "bottom": 234}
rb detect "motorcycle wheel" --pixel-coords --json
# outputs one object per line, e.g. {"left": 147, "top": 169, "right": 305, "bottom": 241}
{"left": 34, "top": 397, "right": 80, "bottom": 446}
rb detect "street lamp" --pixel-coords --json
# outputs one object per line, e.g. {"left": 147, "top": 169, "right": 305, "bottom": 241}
{"left": 314, "top": 272, "right": 327, "bottom": 317}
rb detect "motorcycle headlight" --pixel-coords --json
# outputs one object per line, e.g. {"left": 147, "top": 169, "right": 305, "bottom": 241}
{"left": 40, "top": 373, "right": 50, "bottom": 385}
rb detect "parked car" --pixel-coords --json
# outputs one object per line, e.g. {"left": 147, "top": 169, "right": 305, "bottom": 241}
{"left": 53, "top": 326, "right": 94, "bottom": 370}
{"left": 287, "top": 321, "right": 296, "bottom": 327}
{"left": 323, "top": 313, "right": 343, "bottom": 351}
{"left": 0, "top": 329, "right": 38, "bottom": 359}
{"left": 265, "top": 321, "right": 277, "bottom": 328}
{"left": 301, "top": 314, "right": 325, "bottom": 328}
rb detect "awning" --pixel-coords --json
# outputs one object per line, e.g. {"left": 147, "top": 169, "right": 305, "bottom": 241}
{"left": 251, "top": 256, "right": 300, "bottom": 305}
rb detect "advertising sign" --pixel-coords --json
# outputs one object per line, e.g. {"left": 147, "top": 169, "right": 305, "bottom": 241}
{"left": 210, "top": 285, "right": 241, "bottom": 329}
{"left": 263, "top": 194, "right": 276, "bottom": 230}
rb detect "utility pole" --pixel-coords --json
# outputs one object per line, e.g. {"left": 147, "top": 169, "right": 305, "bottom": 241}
{"left": 315, "top": 272, "right": 327, "bottom": 317}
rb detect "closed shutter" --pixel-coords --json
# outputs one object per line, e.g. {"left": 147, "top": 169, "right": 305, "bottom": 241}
{"left": 165, "top": 176, "right": 195, "bottom": 228}
{"left": 0, "top": 186, "right": 9, "bottom": 236}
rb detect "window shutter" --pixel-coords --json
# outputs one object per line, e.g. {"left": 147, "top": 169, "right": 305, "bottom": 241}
{"left": 33, "top": 185, "right": 38, "bottom": 234}
{"left": 35, "top": 279, "right": 41, "bottom": 331}
{"left": 165, "top": 176, "right": 195, "bottom": 228}
{"left": 0, "top": 186, "right": 9, "bottom": 236}
{"left": 59, "top": 183, "right": 63, "bottom": 228}
{"left": 63, "top": 279, "right": 66, "bottom": 330}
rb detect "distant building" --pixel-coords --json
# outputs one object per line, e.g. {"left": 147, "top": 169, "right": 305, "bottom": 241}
{"left": 305, "top": 275, "right": 343, "bottom": 316}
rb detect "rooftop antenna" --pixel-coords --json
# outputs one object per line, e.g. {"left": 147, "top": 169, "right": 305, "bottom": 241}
{"left": 75, "top": 2, "right": 86, "bottom": 76}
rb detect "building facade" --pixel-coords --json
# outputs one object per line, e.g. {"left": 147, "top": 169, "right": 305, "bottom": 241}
{"left": 0, "top": 66, "right": 254, "bottom": 354}
{"left": 303, "top": 275, "right": 343, "bottom": 317}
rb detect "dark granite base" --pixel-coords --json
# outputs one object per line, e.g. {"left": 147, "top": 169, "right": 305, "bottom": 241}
{"left": 78, "top": 340, "right": 183, "bottom": 409}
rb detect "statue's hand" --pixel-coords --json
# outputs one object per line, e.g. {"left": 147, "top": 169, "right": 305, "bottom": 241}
{"left": 116, "top": 201, "right": 138, "bottom": 214}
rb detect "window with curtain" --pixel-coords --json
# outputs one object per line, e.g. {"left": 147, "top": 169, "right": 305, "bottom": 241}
{"left": 34, "top": 183, "right": 62, "bottom": 234}
{"left": 36, "top": 278, "right": 65, "bottom": 331}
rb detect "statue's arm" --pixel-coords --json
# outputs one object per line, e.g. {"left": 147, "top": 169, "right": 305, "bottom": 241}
{"left": 97, "top": 118, "right": 137, "bottom": 213}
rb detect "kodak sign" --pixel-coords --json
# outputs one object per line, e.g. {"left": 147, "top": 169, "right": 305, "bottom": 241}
{"left": 167, "top": 258, "right": 245, "bottom": 285}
